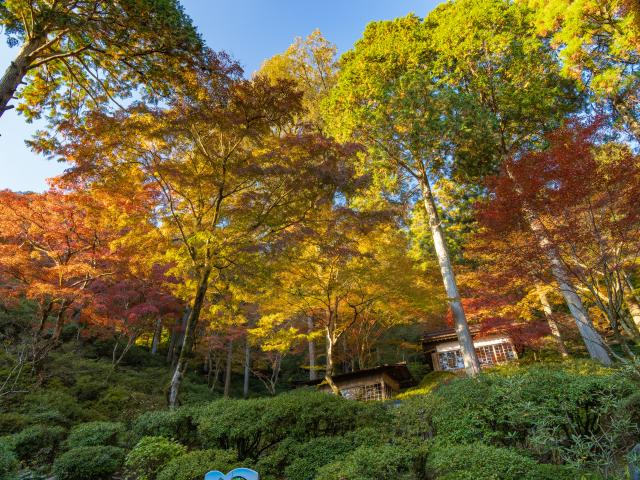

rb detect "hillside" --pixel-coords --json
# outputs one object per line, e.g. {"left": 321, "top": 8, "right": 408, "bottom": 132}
{"left": 0, "top": 332, "right": 638, "bottom": 479}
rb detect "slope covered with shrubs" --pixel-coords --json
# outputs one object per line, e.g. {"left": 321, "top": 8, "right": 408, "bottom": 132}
{"left": 0, "top": 357, "right": 638, "bottom": 479}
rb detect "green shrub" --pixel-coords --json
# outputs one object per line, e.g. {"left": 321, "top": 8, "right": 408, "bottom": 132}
{"left": 64, "top": 421, "right": 126, "bottom": 449}
{"left": 252, "top": 427, "right": 391, "bottom": 480}
{"left": 52, "top": 445, "right": 125, "bottom": 480}
{"left": 315, "top": 444, "right": 423, "bottom": 480}
{"left": 195, "top": 390, "right": 386, "bottom": 460}
{"left": 427, "top": 442, "right": 579, "bottom": 480}
{"left": 283, "top": 436, "right": 359, "bottom": 480}
{"left": 21, "top": 389, "right": 87, "bottom": 424}
{"left": 73, "top": 378, "right": 108, "bottom": 402}
{"left": 133, "top": 408, "right": 197, "bottom": 446}
{"left": 28, "top": 409, "right": 70, "bottom": 427}
{"left": 395, "top": 363, "right": 638, "bottom": 456}
{"left": 8, "top": 425, "right": 66, "bottom": 464}
{"left": 0, "top": 413, "right": 28, "bottom": 435}
{"left": 0, "top": 441, "right": 17, "bottom": 476}
{"left": 124, "top": 436, "right": 187, "bottom": 480}
{"left": 157, "top": 449, "right": 238, "bottom": 480}
{"left": 92, "top": 386, "right": 133, "bottom": 418}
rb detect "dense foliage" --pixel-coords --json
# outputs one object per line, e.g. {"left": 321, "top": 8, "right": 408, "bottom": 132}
{"left": 1, "top": 0, "right": 640, "bottom": 477}
{"left": 0, "top": 347, "right": 637, "bottom": 478}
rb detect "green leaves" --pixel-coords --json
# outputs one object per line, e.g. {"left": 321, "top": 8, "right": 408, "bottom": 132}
{"left": 1, "top": 0, "right": 203, "bottom": 122}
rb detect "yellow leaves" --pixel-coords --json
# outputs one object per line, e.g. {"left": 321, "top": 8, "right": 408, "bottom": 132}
{"left": 249, "top": 313, "right": 305, "bottom": 353}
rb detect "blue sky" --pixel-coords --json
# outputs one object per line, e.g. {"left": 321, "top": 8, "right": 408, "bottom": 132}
{"left": 0, "top": 0, "right": 438, "bottom": 192}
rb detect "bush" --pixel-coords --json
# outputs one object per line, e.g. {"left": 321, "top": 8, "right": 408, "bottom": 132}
{"left": 395, "top": 363, "right": 638, "bottom": 453}
{"left": 52, "top": 446, "right": 125, "bottom": 480}
{"left": 92, "top": 386, "right": 134, "bottom": 418}
{"left": 8, "top": 425, "right": 66, "bottom": 464}
{"left": 21, "top": 389, "right": 87, "bottom": 424}
{"left": 157, "top": 449, "right": 238, "bottom": 480}
{"left": 395, "top": 371, "right": 455, "bottom": 400}
{"left": 0, "top": 441, "right": 17, "bottom": 476}
{"left": 133, "top": 408, "right": 197, "bottom": 446}
{"left": 283, "top": 436, "right": 360, "bottom": 480}
{"left": 315, "top": 444, "right": 423, "bottom": 480}
{"left": 195, "top": 390, "right": 386, "bottom": 460}
{"left": 427, "top": 443, "right": 579, "bottom": 480}
{"left": 253, "top": 427, "right": 390, "bottom": 480}
{"left": 124, "top": 436, "right": 187, "bottom": 480}
{"left": 0, "top": 413, "right": 28, "bottom": 435}
{"left": 73, "top": 378, "right": 108, "bottom": 402}
{"left": 64, "top": 421, "right": 126, "bottom": 449}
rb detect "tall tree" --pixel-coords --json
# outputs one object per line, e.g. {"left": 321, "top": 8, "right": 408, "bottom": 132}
{"left": 526, "top": 0, "right": 640, "bottom": 137}
{"left": 0, "top": 0, "right": 202, "bottom": 121}
{"left": 327, "top": 15, "right": 488, "bottom": 375}
{"left": 482, "top": 121, "right": 640, "bottom": 360}
{"left": 39, "top": 55, "right": 359, "bottom": 406}
{"left": 259, "top": 29, "right": 337, "bottom": 132}
{"left": 424, "top": 0, "right": 613, "bottom": 364}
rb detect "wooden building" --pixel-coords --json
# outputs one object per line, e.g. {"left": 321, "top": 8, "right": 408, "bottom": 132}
{"left": 423, "top": 326, "right": 517, "bottom": 372}
{"left": 306, "top": 363, "right": 415, "bottom": 401}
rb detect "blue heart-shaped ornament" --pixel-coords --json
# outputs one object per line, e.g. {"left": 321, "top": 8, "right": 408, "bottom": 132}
{"left": 204, "top": 468, "right": 259, "bottom": 480}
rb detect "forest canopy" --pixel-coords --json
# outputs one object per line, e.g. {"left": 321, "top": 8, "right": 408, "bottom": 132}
{"left": 1, "top": 0, "right": 639, "bottom": 479}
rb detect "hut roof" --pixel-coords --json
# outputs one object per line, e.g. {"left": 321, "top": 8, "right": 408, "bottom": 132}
{"left": 304, "top": 363, "right": 415, "bottom": 388}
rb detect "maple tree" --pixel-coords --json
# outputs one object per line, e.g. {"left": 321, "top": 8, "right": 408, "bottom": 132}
{"left": 0, "top": 189, "right": 117, "bottom": 341}
{"left": 256, "top": 204, "right": 439, "bottom": 393}
{"left": 461, "top": 222, "right": 574, "bottom": 357}
{"left": 37, "top": 52, "right": 362, "bottom": 406}
{"left": 0, "top": 0, "right": 202, "bottom": 121}
{"left": 479, "top": 120, "right": 640, "bottom": 360}
{"left": 90, "top": 264, "right": 182, "bottom": 369}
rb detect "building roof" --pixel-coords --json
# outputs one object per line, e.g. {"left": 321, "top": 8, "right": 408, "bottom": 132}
{"left": 304, "top": 363, "right": 416, "bottom": 388}
{"left": 422, "top": 325, "right": 482, "bottom": 344}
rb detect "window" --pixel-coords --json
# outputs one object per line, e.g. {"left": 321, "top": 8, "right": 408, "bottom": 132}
{"left": 438, "top": 350, "right": 465, "bottom": 371}
{"left": 493, "top": 342, "right": 516, "bottom": 363}
{"left": 341, "top": 382, "right": 387, "bottom": 401}
{"left": 475, "top": 345, "right": 495, "bottom": 365}
{"left": 438, "top": 342, "right": 515, "bottom": 371}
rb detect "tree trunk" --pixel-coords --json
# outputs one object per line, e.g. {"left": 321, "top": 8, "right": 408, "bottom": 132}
{"left": 243, "top": 339, "right": 250, "bottom": 399}
{"left": 151, "top": 318, "right": 162, "bottom": 355}
{"left": 623, "top": 274, "right": 640, "bottom": 330}
{"left": 0, "top": 36, "right": 45, "bottom": 118}
{"left": 536, "top": 286, "right": 569, "bottom": 358}
{"left": 418, "top": 171, "right": 481, "bottom": 376}
{"left": 170, "top": 307, "right": 190, "bottom": 367}
{"left": 324, "top": 328, "right": 341, "bottom": 395}
{"left": 38, "top": 301, "right": 53, "bottom": 334}
{"left": 527, "top": 215, "right": 612, "bottom": 365}
{"left": 112, "top": 335, "right": 136, "bottom": 370}
{"left": 52, "top": 300, "right": 69, "bottom": 342}
{"left": 224, "top": 338, "right": 233, "bottom": 398}
{"left": 208, "top": 353, "right": 222, "bottom": 392}
{"left": 168, "top": 270, "right": 211, "bottom": 408}
{"left": 307, "top": 316, "right": 317, "bottom": 381}
{"left": 166, "top": 328, "right": 177, "bottom": 363}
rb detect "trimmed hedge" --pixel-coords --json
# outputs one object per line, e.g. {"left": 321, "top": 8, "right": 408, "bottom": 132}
{"left": 125, "top": 436, "right": 187, "bottom": 480}
{"left": 52, "top": 446, "right": 125, "bottom": 480}
{"left": 157, "top": 449, "right": 238, "bottom": 480}
{"left": 64, "top": 421, "right": 126, "bottom": 449}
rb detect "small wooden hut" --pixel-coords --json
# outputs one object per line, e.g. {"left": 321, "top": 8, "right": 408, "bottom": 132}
{"left": 423, "top": 326, "right": 517, "bottom": 372}
{"left": 306, "top": 363, "right": 415, "bottom": 401}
